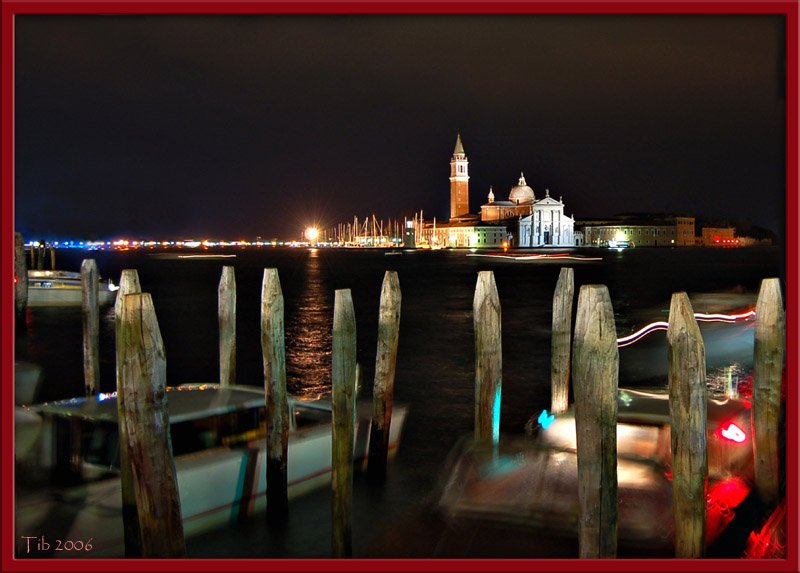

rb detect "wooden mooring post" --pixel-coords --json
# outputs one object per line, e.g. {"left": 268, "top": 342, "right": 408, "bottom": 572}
{"left": 81, "top": 259, "right": 100, "bottom": 396}
{"left": 219, "top": 266, "right": 237, "bottom": 387}
{"left": 261, "top": 269, "right": 289, "bottom": 524}
{"left": 551, "top": 267, "right": 574, "bottom": 415}
{"left": 667, "top": 292, "right": 707, "bottom": 558}
{"left": 116, "top": 292, "right": 185, "bottom": 557}
{"left": 114, "top": 269, "right": 143, "bottom": 557}
{"left": 14, "top": 232, "right": 28, "bottom": 324}
{"left": 115, "top": 269, "right": 142, "bottom": 318}
{"left": 49, "top": 243, "right": 56, "bottom": 271}
{"left": 572, "top": 284, "right": 618, "bottom": 559}
{"left": 332, "top": 289, "right": 356, "bottom": 558}
{"left": 752, "top": 278, "right": 785, "bottom": 506}
{"left": 474, "top": 271, "right": 502, "bottom": 444}
{"left": 367, "top": 271, "right": 401, "bottom": 483}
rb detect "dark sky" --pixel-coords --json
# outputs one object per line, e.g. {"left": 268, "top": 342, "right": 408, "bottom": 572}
{"left": 14, "top": 14, "right": 786, "bottom": 240}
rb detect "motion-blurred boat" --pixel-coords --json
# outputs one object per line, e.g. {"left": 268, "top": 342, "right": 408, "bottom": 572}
{"left": 15, "top": 361, "right": 43, "bottom": 406}
{"left": 15, "top": 384, "right": 407, "bottom": 557}
{"left": 26, "top": 270, "right": 118, "bottom": 307}
{"left": 467, "top": 252, "right": 602, "bottom": 263}
{"left": 437, "top": 388, "right": 754, "bottom": 552}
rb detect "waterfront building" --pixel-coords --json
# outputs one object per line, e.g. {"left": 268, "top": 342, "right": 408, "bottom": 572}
{"left": 676, "top": 216, "right": 696, "bottom": 246}
{"left": 420, "top": 220, "right": 508, "bottom": 248}
{"left": 517, "top": 189, "right": 575, "bottom": 247}
{"left": 702, "top": 227, "right": 738, "bottom": 247}
{"left": 583, "top": 223, "right": 677, "bottom": 247}
{"left": 443, "top": 134, "right": 576, "bottom": 247}
{"left": 580, "top": 214, "right": 696, "bottom": 247}
{"left": 479, "top": 176, "right": 575, "bottom": 247}
{"left": 480, "top": 176, "right": 535, "bottom": 221}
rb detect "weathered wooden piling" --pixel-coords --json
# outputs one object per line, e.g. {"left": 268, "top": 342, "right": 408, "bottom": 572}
{"left": 261, "top": 268, "right": 289, "bottom": 524}
{"left": 37, "top": 244, "right": 44, "bottom": 270}
{"left": 14, "top": 232, "right": 28, "bottom": 323}
{"left": 29, "top": 243, "right": 35, "bottom": 269}
{"left": 551, "top": 267, "right": 574, "bottom": 415}
{"left": 218, "top": 266, "right": 237, "bottom": 387}
{"left": 367, "top": 271, "right": 401, "bottom": 482}
{"left": 81, "top": 259, "right": 100, "bottom": 396}
{"left": 474, "top": 271, "right": 502, "bottom": 444}
{"left": 115, "top": 269, "right": 142, "bottom": 318}
{"left": 116, "top": 292, "right": 185, "bottom": 558}
{"left": 572, "top": 284, "right": 618, "bottom": 559}
{"left": 114, "top": 269, "right": 143, "bottom": 558}
{"left": 752, "top": 278, "right": 785, "bottom": 506}
{"left": 332, "top": 289, "right": 356, "bottom": 558}
{"left": 667, "top": 292, "right": 708, "bottom": 558}
{"left": 49, "top": 244, "right": 56, "bottom": 271}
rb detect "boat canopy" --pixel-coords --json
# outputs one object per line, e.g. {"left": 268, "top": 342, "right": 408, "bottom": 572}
{"left": 32, "top": 384, "right": 266, "bottom": 425}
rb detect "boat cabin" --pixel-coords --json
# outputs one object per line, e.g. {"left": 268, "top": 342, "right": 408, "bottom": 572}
{"left": 31, "top": 384, "right": 332, "bottom": 481}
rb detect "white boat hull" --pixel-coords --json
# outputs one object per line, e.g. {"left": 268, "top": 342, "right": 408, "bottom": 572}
{"left": 26, "top": 270, "right": 117, "bottom": 308}
{"left": 15, "top": 391, "right": 407, "bottom": 558}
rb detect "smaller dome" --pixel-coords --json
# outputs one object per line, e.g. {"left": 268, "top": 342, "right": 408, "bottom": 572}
{"left": 508, "top": 173, "right": 535, "bottom": 204}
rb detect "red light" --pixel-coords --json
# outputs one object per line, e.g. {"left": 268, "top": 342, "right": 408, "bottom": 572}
{"left": 14, "top": 275, "right": 18, "bottom": 284}
{"left": 719, "top": 422, "right": 746, "bottom": 443}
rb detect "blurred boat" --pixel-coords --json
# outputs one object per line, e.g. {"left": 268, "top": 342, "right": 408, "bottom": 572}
{"left": 15, "top": 407, "right": 43, "bottom": 461}
{"left": 437, "top": 388, "right": 754, "bottom": 551}
{"left": 15, "top": 384, "right": 407, "bottom": 557}
{"left": 15, "top": 361, "right": 43, "bottom": 406}
{"left": 148, "top": 253, "right": 237, "bottom": 260}
{"left": 27, "top": 270, "right": 118, "bottom": 307}
{"left": 467, "top": 252, "right": 602, "bottom": 263}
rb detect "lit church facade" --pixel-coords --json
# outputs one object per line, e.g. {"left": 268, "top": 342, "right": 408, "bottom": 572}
{"left": 435, "top": 134, "right": 575, "bottom": 247}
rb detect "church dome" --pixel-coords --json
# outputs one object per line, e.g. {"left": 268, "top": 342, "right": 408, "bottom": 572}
{"left": 508, "top": 173, "right": 535, "bottom": 204}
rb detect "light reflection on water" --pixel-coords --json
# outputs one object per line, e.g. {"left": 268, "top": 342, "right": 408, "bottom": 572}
{"left": 285, "top": 249, "right": 332, "bottom": 398}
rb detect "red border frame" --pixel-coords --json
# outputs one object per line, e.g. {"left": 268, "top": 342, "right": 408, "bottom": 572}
{"left": 2, "top": 2, "right": 797, "bottom": 572}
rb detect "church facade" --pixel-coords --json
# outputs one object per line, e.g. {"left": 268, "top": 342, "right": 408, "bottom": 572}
{"left": 445, "top": 134, "right": 576, "bottom": 247}
{"left": 517, "top": 192, "right": 575, "bottom": 247}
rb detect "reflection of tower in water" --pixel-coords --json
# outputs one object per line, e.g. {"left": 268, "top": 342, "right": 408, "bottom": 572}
{"left": 285, "top": 249, "right": 333, "bottom": 398}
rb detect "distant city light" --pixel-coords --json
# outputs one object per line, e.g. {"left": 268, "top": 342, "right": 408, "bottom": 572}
{"left": 305, "top": 227, "right": 319, "bottom": 242}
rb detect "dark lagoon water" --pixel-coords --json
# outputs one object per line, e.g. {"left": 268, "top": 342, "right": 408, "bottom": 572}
{"left": 14, "top": 245, "right": 784, "bottom": 558}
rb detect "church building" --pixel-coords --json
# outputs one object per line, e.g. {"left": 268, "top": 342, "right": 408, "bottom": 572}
{"left": 421, "top": 133, "right": 577, "bottom": 248}
{"left": 455, "top": 134, "right": 576, "bottom": 247}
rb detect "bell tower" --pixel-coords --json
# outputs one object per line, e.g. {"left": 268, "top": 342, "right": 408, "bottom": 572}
{"left": 449, "top": 132, "right": 470, "bottom": 219}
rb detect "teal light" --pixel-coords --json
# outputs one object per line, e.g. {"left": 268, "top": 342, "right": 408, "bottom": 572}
{"left": 492, "top": 386, "right": 501, "bottom": 443}
{"left": 538, "top": 409, "right": 555, "bottom": 429}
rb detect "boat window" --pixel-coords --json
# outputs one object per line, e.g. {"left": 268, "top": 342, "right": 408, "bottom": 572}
{"left": 173, "top": 407, "right": 265, "bottom": 455}
{"left": 83, "top": 421, "right": 120, "bottom": 468}
{"left": 78, "top": 406, "right": 267, "bottom": 468}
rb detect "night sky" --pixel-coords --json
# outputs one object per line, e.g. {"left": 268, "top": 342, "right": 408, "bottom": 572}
{"left": 14, "top": 14, "right": 786, "bottom": 241}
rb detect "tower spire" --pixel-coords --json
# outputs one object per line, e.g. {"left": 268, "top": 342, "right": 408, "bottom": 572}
{"left": 454, "top": 132, "right": 465, "bottom": 156}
